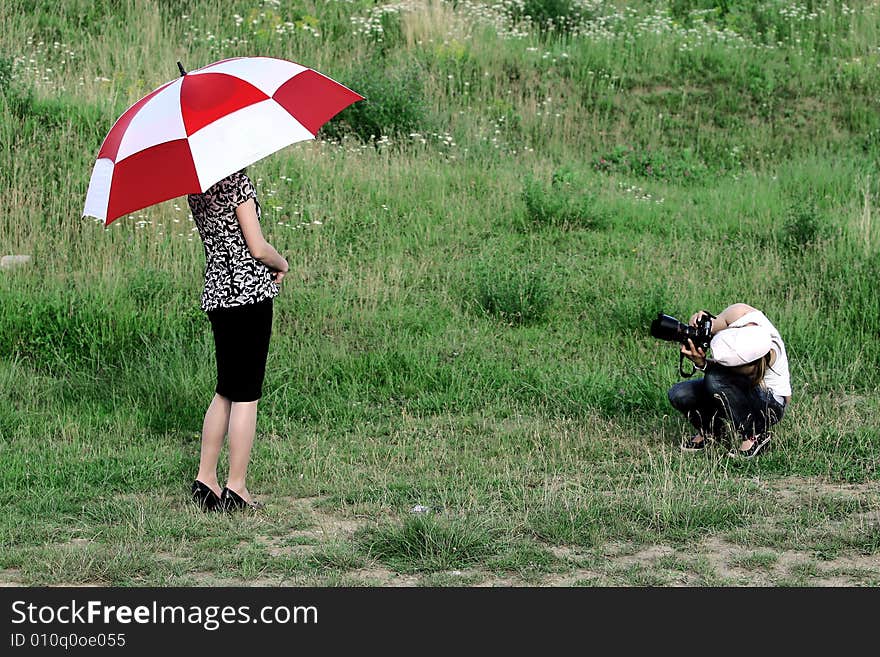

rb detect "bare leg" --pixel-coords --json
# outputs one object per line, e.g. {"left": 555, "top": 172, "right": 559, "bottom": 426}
{"left": 196, "top": 393, "right": 230, "bottom": 497}
{"left": 226, "top": 400, "right": 258, "bottom": 503}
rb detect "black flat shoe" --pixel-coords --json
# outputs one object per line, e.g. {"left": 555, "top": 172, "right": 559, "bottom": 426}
{"left": 220, "top": 487, "right": 264, "bottom": 512}
{"left": 192, "top": 480, "right": 221, "bottom": 512}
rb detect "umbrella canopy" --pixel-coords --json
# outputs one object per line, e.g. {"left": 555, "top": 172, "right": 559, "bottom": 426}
{"left": 83, "top": 56, "right": 362, "bottom": 226}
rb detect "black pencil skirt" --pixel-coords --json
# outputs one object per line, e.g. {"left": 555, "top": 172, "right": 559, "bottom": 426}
{"left": 207, "top": 298, "right": 274, "bottom": 402}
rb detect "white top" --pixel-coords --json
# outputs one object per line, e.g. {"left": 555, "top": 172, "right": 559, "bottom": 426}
{"left": 726, "top": 310, "right": 792, "bottom": 401}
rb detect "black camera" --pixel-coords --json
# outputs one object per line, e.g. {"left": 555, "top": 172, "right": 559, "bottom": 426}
{"left": 650, "top": 312, "right": 713, "bottom": 351}
{"left": 650, "top": 311, "right": 714, "bottom": 377}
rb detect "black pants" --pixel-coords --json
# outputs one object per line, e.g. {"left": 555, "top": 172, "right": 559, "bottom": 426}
{"left": 207, "top": 298, "right": 273, "bottom": 402}
{"left": 667, "top": 366, "right": 785, "bottom": 440}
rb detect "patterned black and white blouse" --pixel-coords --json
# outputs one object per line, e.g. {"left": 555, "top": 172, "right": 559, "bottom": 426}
{"left": 187, "top": 171, "right": 279, "bottom": 312}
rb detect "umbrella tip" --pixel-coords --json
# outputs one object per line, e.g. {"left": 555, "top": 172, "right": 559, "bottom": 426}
{"left": 177, "top": 61, "right": 186, "bottom": 77}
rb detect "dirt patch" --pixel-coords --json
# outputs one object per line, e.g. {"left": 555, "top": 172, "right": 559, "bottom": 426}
{"left": 541, "top": 569, "right": 605, "bottom": 586}
{"left": 544, "top": 534, "right": 878, "bottom": 587}
{"left": 610, "top": 544, "right": 677, "bottom": 567}
{"left": 0, "top": 569, "right": 24, "bottom": 586}
{"left": 256, "top": 496, "right": 368, "bottom": 557}
{"left": 278, "top": 496, "right": 365, "bottom": 538}
{"left": 344, "top": 567, "right": 421, "bottom": 586}
{"left": 771, "top": 476, "right": 880, "bottom": 498}
{"left": 697, "top": 535, "right": 754, "bottom": 583}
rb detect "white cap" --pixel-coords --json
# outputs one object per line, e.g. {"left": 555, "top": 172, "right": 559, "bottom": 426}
{"left": 710, "top": 325, "right": 772, "bottom": 366}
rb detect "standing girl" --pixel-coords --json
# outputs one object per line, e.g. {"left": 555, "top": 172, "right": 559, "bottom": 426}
{"left": 187, "top": 169, "right": 288, "bottom": 511}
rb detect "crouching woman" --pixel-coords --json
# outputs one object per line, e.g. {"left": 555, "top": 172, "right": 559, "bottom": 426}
{"left": 667, "top": 303, "right": 792, "bottom": 458}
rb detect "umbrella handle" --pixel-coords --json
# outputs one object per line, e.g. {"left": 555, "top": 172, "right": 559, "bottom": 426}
{"left": 177, "top": 61, "right": 187, "bottom": 76}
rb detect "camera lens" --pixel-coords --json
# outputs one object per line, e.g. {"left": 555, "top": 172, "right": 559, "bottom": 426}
{"left": 651, "top": 313, "right": 686, "bottom": 343}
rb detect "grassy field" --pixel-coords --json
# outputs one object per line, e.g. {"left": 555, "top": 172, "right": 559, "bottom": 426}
{"left": 1, "top": 0, "right": 878, "bottom": 586}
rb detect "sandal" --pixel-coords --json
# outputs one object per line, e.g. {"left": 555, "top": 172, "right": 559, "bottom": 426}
{"left": 728, "top": 434, "right": 771, "bottom": 459}
{"left": 681, "top": 433, "right": 710, "bottom": 452}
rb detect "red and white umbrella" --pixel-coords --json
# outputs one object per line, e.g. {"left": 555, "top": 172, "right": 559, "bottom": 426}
{"left": 83, "top": 56, "right": 362, "bottom": 226}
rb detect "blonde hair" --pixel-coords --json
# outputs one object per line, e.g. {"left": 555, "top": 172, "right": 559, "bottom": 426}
{"left": 739, "top": 352, "right": 771, "bottom": 388}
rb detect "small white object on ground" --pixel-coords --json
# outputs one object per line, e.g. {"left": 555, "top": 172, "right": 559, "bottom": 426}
{"left": 410, "top": 505, "right": 431, "bottom": 514}
{"left": 0, "top": 255, "right": 32, "bottom": 269}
